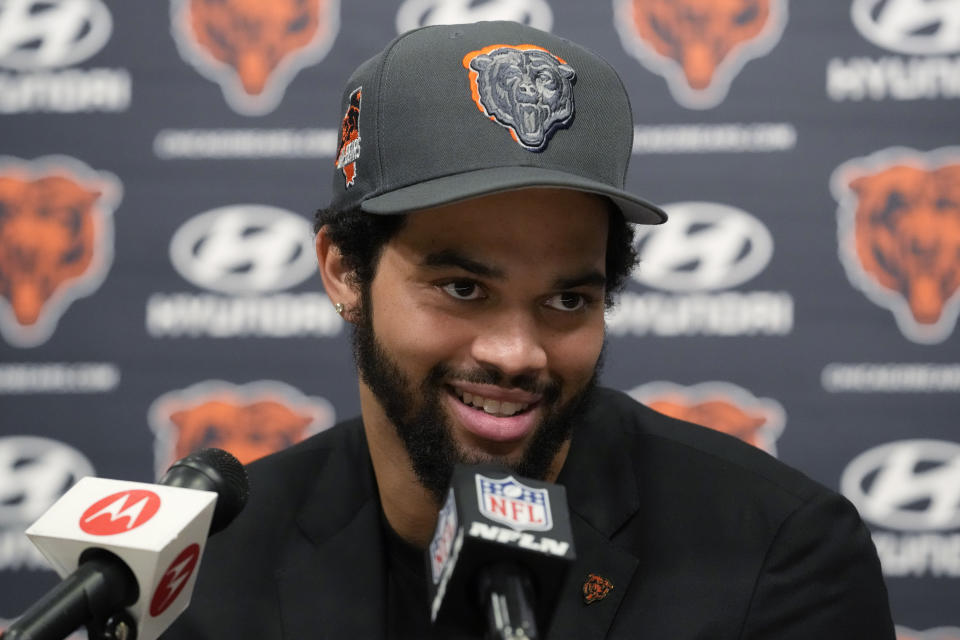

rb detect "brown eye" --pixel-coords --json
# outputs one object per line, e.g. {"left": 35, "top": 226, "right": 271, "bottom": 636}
{"left": 544, "top": 292, "right": 586, "bottom": 311}
{"left": 441, "top": 281, "right": 483, "bottom": 300}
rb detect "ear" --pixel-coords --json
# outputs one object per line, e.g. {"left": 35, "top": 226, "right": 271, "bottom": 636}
{"left": 470, "top": 54, "right": 492, "bottom": 72}
{"left": 315, "top": 227, "right": 360, "bottom": 323}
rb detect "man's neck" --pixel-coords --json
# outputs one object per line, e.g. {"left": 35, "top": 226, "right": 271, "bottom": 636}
{"left": 359, "top": 384, "right": 440, "bottom": 549}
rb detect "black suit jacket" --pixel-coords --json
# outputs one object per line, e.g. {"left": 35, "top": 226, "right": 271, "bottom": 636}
{"left": 164, "top": 387, "right": 894, "bottom": 639}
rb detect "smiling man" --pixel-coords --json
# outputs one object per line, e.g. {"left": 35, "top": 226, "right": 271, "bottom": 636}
{"left": 320, "top": 188, "right": 613, "bottom": 549}
{"left": 165, "top": 21, "right": 894, "bottom": 640}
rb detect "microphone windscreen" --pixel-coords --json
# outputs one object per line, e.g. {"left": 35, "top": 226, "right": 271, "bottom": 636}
{"left": 161, "top": 448, "right": 249, "bottom": 534}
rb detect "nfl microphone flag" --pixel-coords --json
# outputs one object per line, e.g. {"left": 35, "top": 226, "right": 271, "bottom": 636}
{"left": 428, "top": 464, "right": 576, "bottom": 636}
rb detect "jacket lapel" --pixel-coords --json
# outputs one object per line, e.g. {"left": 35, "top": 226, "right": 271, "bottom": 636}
{"left": 274, "top": 422, "right": 388, "bottom": 639}
{"left": 547, "top": 396, "right": 642, "bottom": 639}
{"left": 269, "top": 392, "right": 644, "bottom": 640}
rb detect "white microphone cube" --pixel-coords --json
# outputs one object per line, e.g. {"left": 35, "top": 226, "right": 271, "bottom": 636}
{"left": 25, "top": 476, "right": 216, "bottom": 640}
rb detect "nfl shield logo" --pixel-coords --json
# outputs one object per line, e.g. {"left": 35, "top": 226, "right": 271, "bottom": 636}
{"left": 476, "top": 474, "right": 553, "bottom": 532}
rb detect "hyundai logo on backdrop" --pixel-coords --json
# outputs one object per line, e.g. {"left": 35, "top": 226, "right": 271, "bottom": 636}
{"left": 0, "top": 0, "right": 131, "bottom": 113}
{"left": 0, "top": 436, "right": 94, "bottom": 626}
{"left": 841, "top": 439, "right": 960, "bottom": 578}
{"left": 607, "top": 202, "right": 793, "bottom": 337}
{"left": 169, "top": 205, "right": 316, "bottom": 296}
{"left": 828, "top": 0, "right": 960, "bottom": 101}
{"left": 0, "top": 0, "right": 112, "bottom": 70}
{"left": 0, "top": 435, "right": 95, "bottom": 640}
{"left": 396, "top": 0, "right": 553, "bottom": 34}
{"left": 147, "top": 205, "right": 342, "bottom": 338}
{"left": 0, "top": 436, "right": 94, "bottom": 570}
{"left": 630, "top": 202, "right": 773, "bottom": 292}
{"left": 851, "top": 0, "right": 960, "bottom": 55}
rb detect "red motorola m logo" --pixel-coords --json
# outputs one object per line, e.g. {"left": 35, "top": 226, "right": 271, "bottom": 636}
{"left": 79, "top": 489, "right": 161, "bottom": 536}
{"left": 150, "top": 543, "right": 201, "bottom": 617}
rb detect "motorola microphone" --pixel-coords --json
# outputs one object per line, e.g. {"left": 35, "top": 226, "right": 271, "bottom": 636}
{"left": 426, "top": 464, "right": 576, "bottom": 640}
{"left": 3, "top": 448, "right": 249, "bottom": 640}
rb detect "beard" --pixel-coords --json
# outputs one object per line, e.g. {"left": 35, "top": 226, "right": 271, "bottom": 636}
{"left": 352, "top": 292, "right": 599, "bottom": 504}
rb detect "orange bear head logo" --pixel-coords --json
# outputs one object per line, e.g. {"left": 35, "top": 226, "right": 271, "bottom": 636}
{"left": 833, "top": 148, "right": 960, "bottom": 344}
{"left": 629, "top": 381, "right": 785, "bottom": 455}
{"left": 149, "top": 381, "right": 336, "bottom": 476}
{"left": 615, "top": 0, "right": 787, "bottom": 109}
{"left": 0, "top": 157, "right": 119, "bottom": 348}
{"left": 171, "top": 0, "right": 339, "bottom": 115}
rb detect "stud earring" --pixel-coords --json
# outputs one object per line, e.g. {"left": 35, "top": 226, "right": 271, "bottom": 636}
{"left": 334, "top": 303, "right": 345, "bottom": 316}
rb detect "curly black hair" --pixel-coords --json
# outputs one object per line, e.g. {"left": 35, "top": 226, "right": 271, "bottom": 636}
{"left": 314, "top": 199, "right": 638, "bottom": 307}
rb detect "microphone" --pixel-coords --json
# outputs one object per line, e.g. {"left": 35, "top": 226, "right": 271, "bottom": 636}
{"left": 3, "top": 448, "right": 249, "bottom": 640}
{"left": 426, "top": 464, "right": 575, "bottom": 640}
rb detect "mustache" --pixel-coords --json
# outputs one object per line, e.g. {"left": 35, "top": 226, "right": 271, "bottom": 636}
{"left": 426, "top": 363, "right": 561, "bottom": 400}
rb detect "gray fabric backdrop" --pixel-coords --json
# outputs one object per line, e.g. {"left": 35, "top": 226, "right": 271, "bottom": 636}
{"left": 1, "top": 0, "right": 958, "bottom": 636}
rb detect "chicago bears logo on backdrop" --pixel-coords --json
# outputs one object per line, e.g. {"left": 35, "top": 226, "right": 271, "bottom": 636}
{"left": 148, "top": 380, "right": 335, "bottom": 477}
{"left": 463, "top": 44, "right": 575, "bottom": 151}
{"left": 896, "top": 626, "right": 960, "bottom": 640}
{"left": 628, "top": 381, "right": 785, "bottom": 455}
{"left": 336, "top": 87, "right": 361, "bottom": 188}
{"left": 169, "top": 0, "right": 340, "bottom": 116}
{"left": 831, "top": 147, "right": 960, "bottom": 344}
{"left": 395, "top": 0, "right": 553, "bottom": 34}
{"left": 0, "top": 156, "right": 120, "bottom": 348}
{"left": 613, "top": 0, "right": 788, "bottom": 109}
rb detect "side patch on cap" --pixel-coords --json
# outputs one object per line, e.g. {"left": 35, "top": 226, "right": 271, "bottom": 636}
{"left": 463, "top": 44, "right": 576, "bottom": 152}
{"left": 335, "top": 86, "right": 362, "bottom": 187}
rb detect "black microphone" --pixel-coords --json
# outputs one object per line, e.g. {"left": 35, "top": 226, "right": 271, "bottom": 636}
{"left": 426, "top": 464, "right": 576, "bottom": 639}
{"left": 3, "top": 448, "right": 249, "bottom": 640}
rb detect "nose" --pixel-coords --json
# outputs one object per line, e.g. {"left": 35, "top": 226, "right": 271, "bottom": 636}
{"left": 470, "top": 310, "right": 547, "bottom": 379}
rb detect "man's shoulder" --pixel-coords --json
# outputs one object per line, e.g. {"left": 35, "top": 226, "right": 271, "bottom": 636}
{"left": 244, "top": 417, "right": 365, "bottom": 486}
{"left": 588, "top": 386, "right": 829, "bottom": 506}
{"left": 211, "top": 418, "right": 369, "bottom": 540}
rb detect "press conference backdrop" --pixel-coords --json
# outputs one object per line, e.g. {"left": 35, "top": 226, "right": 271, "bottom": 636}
{"left": 0, "top": 0, "right": 957, "bottom": 636}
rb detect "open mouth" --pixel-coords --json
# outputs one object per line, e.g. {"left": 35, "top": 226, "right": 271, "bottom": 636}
{"left": 450, "top": 387, "right": 532, "bottom": 418}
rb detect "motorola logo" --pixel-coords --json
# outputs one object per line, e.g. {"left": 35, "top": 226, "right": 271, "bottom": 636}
{"left": 169, "top": 204, "right": 316, "bottom": 296}
{"left": 631, "top": 201, "right": 774, "bottom": 292}
{"left": 149, "top": 543, "right": 200, "bottom": 617}
{"left": 80, "top": 489, "right": 162, "bottom": 536}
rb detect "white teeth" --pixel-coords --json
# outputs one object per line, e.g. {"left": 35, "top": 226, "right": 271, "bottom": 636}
{"left": 483, "top": 399, "right": 501, "bottom": 414}
{"left": 454, "top": 389, "right": 528, "bottom": 417}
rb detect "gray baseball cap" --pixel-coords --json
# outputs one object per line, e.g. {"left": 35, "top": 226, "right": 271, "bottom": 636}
{"left": 329, "top": 20, "right": 666, "bottom": 225}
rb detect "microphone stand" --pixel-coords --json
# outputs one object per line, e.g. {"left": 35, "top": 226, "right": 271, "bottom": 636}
{"left": 478, "top": 562, "right": 539, "bottom": 640}
{"left": 2, "top": 549, "right": 139, "bottom": 640}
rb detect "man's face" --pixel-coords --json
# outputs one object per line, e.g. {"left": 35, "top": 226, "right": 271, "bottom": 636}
{"left": 354, "top": 188, "right": 609, "bottom": 501}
